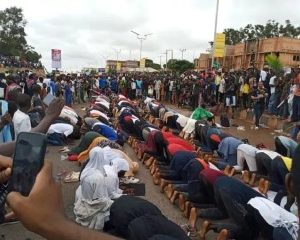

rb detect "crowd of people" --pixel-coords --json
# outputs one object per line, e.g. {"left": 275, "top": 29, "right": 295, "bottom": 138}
{"left": 0, "top": 55, "right": 43, "bottom": 69}
{"left": 130, "top": 94, "right": 300, "bottom": 240}
{"left": 0, "top": 67, "right": 299, "bottom": 240}
{"left": 96, "top": 69, "right": 300, "bottom": 129}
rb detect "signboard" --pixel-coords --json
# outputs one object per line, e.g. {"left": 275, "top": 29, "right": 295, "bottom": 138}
{"left": 51, "top": 49, "right": 62, "bottom": 69}
{"left": 214, "top": 33, "right": 225, "bottom": 58}
{"left": 140, "top": 58, "right": 146, "bottom": 69}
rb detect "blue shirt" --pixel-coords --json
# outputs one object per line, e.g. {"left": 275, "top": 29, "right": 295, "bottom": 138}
{"left": 136, "top": 80, "right": 142, "bottom": 89}
{"left": 92, "top": 122, "right": 117, "bottom": 141}
{"left": 99, "top": 78, "right": 107, "bottom": 89}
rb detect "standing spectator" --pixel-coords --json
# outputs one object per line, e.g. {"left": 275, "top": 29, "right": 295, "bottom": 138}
{"left": 268, "top": 73, "right": 278, "bottom": 115}
{"left": 241, "top": 78, "right": 250, "bottom": 109}
{"left": 191, "top": 80, "right": 200, "bottom": 110}
{"left": 224, "top": 75, "right": 237, "bottom": 118}
{"left": 12, "top": 93, "right": 32, "bottom": 138}
{"left": 64, "top": 79, "right": 73, "bottom": 107}
{"left": 98, "top": 75, "right": 107, "bottom": 91}
{"left": 215, "top": 72, "right": 221, "bottom": 102}
{"left": 148, "top": 83, "right": 154, "bottom": 97}
{"left": 251, "top": 81, "right": 268, "bottom": 130}
{"left": 5, "top": 76, "right": 21, "bottom": 100}
{"left": 160, "top": 79, "right": 165, "bottom": 101}
{"left": 154, "top": 79, "right": 161, "bottom": 100}
{"left": 135, "top": 78, "right": 142, "bottom": 99}
{"left": 291, "top": 72, "right": 300, "bottom": 122}
{"left": 130, "top": 79, "right": 136, "bottom": 99}
{"left": 168, "top": 79, "right": 174, "bottom": 102}
{"left": 218, "top": 74, "right": 225, "bottom": 104}
{"left": 55, "top": 78, "right": 62, "bottom": 97}
{"left": 110, "top": 77, "right": 118, "bottom": 93}
{"left": 0, "top": 77, "right": 7, "bottom": 100}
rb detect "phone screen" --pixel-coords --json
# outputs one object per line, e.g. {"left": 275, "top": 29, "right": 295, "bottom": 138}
{"left": 43, "top": 93, "right": 55, "bottom": 107}
{"left": 10, "top": 132, "right": 47, "bottom": 196}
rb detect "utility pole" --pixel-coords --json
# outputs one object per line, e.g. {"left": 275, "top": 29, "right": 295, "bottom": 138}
{"left": 158, "top": 55, "right": 162, "bottom": 68}
{"left": 162, "top": 51, "right": 168, "bottom": 70}
{"left": 130, "top": 30, "right": 152, "bottom": 61}
{"left": 167, "top": 49, "right": 173, "bottom": 60}
{"left": 211, "top": 0, "right": 220, "bottom": 69}
{"left": 113, "top": 48, "right": 121, "bottom": 71}
{"left": 179, "top": 48, "right": 186, "bottom": 60}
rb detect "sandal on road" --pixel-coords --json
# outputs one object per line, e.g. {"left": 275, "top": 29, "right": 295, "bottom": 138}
{"left": 64, "top": 171, "right": 80, "bottom": 183}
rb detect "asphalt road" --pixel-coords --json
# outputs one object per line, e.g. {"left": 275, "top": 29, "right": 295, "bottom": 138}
{"left": 0, "top": 104, "right": 280, "bottom": 239}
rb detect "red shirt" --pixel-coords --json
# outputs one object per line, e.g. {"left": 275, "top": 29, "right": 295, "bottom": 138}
{"left": 200, "top": 168, "right": 225, "bottom": 185}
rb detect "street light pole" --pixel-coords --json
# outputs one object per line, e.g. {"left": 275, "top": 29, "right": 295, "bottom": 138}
{"left": 179, "top": 48, "right": 186, "bottom": 60}
{"left": 162, "top": 51, "right": 168, "bottom": 70}
{"left": 130, "top": 31, "right": 152, "bottom": 61}
{"left": 113, "top": 48, "right": 121, "bottom": 71}
{"left": 158, "top": 55, "right": 162, "bottom": 68}
{"left": 211, "top": 0, "right": 220, "bottom": 69}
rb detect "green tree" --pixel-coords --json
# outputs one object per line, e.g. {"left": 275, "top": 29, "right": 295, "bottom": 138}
{"left": 223, "top": 20, "right": 300, "bottom": 45}
{"left": 223, "top": 28, "right": 243, "bottom": 45}
{"left": 0, "top": 7, "right": 41, "bottom": 62}
{"left": 265, "top": 54, "right": 283, "bottom": 73}
{"left": 145, "top": 58, "right": 161, "bottom": 70}
{"left": 0, "top": 7, "right": 27, "bottom": 56}
{"left": 167, "top": 59, "right": 194, "bottom": 73}
{"left": 24, "top": 47, "right": 41, "bottom": 63}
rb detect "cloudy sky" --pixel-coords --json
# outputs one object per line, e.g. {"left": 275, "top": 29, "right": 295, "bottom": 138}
{"left": 1, "top": 0, "right": 300, "bottom": 71}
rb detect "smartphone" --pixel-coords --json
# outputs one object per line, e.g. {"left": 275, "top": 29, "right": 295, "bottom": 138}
{"left": 43, "top": 93, "right": 55, "bottom": 107}
{"left": 10, "top": 132, "right": 47, "bottom": 196}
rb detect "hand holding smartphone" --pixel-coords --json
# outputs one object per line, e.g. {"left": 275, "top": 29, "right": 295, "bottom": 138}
{"left": 43, "top": 93, "right": 56, "bottom": 107}
{"left": 10, "top": 132, "right": 47, "bottom": 196}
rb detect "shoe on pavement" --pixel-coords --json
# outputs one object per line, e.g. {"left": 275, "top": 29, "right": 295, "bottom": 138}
{"left": 120, "top": 177, "right": 139, "bottom": 184}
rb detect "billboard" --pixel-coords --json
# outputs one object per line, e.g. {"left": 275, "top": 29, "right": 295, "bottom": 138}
{"left": 213, "top": 33, "right": 225, "bottom": 58}
{"left": 51, "top": 49, "right": 62, "bottom": 69}
{"left": 140, "top": 58, "right": 146, "bottom": 69}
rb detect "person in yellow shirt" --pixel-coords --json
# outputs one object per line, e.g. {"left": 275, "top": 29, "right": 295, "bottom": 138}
{"left": 215, "top": 72, "right": 222, "bottom": 103}
{"left": 270, "top": 155, "right": 292, "bottom": 192}
{"left": 242, "top": 79, "right": 250, "bottom": 109}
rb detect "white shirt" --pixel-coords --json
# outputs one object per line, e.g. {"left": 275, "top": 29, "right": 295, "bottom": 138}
{"left": 248, "top": 197, "right": 298, "bottom": 238}
{"left": 169, "top": 81, "right": 174, "bottom": 91}
{"left": 154, "top": 80, "right": 161, "bottom": 91}
{"left": 256, "top": 149, "right": 281, "bottom": 160}
{"left": 47, "top": 123, "right": 74, "bottom": 137}
{"left": 269, "top": 76, "right": 276, "bottom": 94}
{"left": 237, "top": 144, "right": 257, "bottom": 157}
{"left": 131, "top": 81, "right": 136, "bottom": 90}
{"left": 260, "top": 70, "right": 267, "bottom": 82}
{"left": 13, "top": 109, "right": 32, "bottom": 138}
{"left": 218, "top": 78, "right": 225, "bottom": 93}
{"left": 43, "top": 78, "right": 51, "bottom": 87}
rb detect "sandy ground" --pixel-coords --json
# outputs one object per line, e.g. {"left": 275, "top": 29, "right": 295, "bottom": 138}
{"left": 0, "top": 103, "right": 282, "bottom": 239}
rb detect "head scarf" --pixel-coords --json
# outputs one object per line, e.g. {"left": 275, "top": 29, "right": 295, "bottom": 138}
{"left": 81, "top": 147, "right": 111, "bottom": 179}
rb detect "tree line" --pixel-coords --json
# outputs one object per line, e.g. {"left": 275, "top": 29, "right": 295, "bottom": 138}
{"left": 223, "top": 20, "right": 300, "bottom": 45}
{"left": 0, "top": 7, "right": 41, "bottom": 63}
